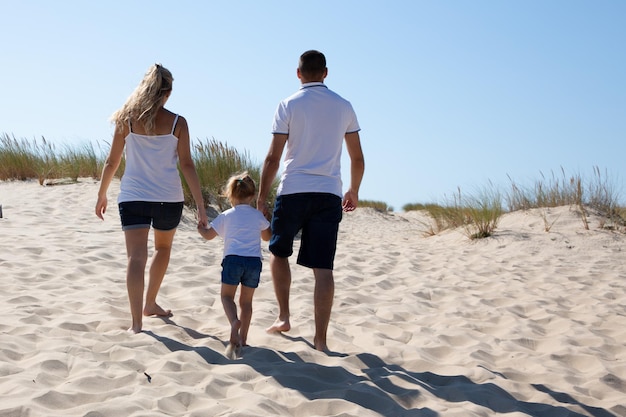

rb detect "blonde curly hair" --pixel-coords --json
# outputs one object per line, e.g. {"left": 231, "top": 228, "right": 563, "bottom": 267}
{"left": 223, "top": 172, "right": 256, "bottom": 205}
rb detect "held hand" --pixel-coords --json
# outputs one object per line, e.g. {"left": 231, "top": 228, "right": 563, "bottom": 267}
{"left": 197, "top": 208, "right": 208, "bottom": 229}
{"left": 257, "top": 200, "right": 270, "bottom": 219}
{"left": 197, "top": 224, "right": 217, "bottom": 241}
{"left": 342, "top": 190, "right": 358, "bottom": 212}
{"left": 95, "top": 196, "right": 107, "bottom": 220}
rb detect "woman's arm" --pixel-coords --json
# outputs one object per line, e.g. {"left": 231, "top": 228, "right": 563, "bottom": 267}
{"left": 95, "top": 124, "right": 126, "bottom": 220}
{"left": 176, "top": 116, "right": 208, "bottom": 228}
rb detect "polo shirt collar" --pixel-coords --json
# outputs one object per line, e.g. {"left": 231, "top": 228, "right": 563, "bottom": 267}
{"left": 300, "top": 82, "right": 327, "bottom": 90}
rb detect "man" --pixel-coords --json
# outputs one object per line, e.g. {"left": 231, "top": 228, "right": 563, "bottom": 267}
{"left": 257, "top": 50, "right": 365, "bottom": 352}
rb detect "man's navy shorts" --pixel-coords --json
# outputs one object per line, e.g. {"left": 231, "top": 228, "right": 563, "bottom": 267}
{"left": 221, "top": 255, "right": 262, "bottom": 288}
{"left": 269, "top": 193, "right": 342, "bottom": 270}
{"left": 118, "top": 201, "right": 184, "bottom": 231}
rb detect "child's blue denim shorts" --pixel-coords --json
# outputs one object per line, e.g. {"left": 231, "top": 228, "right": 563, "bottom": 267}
{"left": 221, "top": 255, "right": 262, "bottom": 288}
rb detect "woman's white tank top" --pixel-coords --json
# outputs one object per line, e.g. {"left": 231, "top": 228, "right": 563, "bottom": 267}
{"left": 117, "top": 115, "right": 184, "bottom": 203}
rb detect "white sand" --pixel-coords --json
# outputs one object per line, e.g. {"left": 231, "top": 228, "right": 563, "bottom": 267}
{"left": 0, "top": 178, "right": 624, "bottom": 417}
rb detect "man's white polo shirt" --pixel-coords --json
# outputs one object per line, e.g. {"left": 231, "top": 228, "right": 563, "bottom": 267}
{"left": 272, "top": 82, "right": 360, "bottom": 198}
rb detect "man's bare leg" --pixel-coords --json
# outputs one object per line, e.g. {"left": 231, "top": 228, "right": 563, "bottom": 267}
{"left": 266, "top": 254, "right": 292, "bottom": 333}
{"left": 312, "top": 268, "right": 334, "bottom": 351}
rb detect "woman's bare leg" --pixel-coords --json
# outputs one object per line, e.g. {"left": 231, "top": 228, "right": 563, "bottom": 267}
{"left": 144, "top": 228, "right": 176, "bottom": 317}
{"left": 124, "top": 228, "right": 150, "bottom": 333}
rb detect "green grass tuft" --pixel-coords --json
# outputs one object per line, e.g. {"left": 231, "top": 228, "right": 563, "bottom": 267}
{"left": 359, "top": 200, "right": 392, "bottom": 212}
{"left": 405, "top": 168, "right": 624, "bottom": 238}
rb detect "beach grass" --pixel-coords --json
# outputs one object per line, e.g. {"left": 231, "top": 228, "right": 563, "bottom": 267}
{"left": 188, "top": 137, "right": 273, "bottom": 211}
{"left": 0, "top": 134, "right": 105, "bottom": 185}
{"left": 409, "top": 186, "right": 502, "bottom": 239}
{"left": 405, "top": 167, "right": 624, "bottom": 238}
{"left": 0, "top": 134, "right": 274, "bottom": 211}
{"left": 459, "top": 185, "right": 503, "bottom": 239}
{"left": 359, "top": 200, "right": 393, "bottom": 212}
{"left": 2, "top": 134, "right": 623, "bottom": 237}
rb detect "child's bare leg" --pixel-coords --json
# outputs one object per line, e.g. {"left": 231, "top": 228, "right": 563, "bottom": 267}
{"left": 266, "top": 255, "right": 291, "bottom": 333}
{"left": 230, "top": 320, "right": 241, "bottom": 348}
{"left": 123, "top": 228, "right": 150, "bottom": 333}
{"left": 221, "top": 283, "right": 241, "bottom": 346}
{"left": 144, "top": 229, "right": 176, "bottom": 317}
{"left": 238, "top": 286, "right": 255, "bottom": 346}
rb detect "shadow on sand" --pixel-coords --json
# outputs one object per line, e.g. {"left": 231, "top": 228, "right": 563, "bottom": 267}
{"left": 145, "top": 320, "right": 615, "bottom": 417}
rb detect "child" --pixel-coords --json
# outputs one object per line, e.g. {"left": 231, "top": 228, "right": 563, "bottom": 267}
{"left": 198, "top": 172, "right": 271, "bottom": 357}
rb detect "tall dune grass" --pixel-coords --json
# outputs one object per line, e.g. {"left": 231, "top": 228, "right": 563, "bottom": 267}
{"left": 506, "top": 167, "right": 625, "bottom": 231}
{"left": 406, "top": 167, "right": 624, "bottom": 238}
{"left": 415, "top": 185, "right": 502, "bottom": 239}
{"left": 190, "top": 138, "right": 278, "bottom": 211}
{"left": 2, "top": 134, "right": 623, "bottom": 236}
{"left": 460, "top": 185, "right": 503, "bottom": 239}
{"left": 0, "top": 134, "right": 275, "bottom": 212}
{"left": 359, "top": 200, "right": 393, "bottom": 212}
{"left": 0, "top": 134, "right": 100, "bottom": 185}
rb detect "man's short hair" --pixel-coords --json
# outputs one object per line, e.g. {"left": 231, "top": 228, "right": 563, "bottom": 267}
{"left": 299, "top": 50, "right": 327, "bottom": 80}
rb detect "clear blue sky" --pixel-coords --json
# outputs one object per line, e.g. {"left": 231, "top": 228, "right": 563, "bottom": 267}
{"left": 2, "top": 1, "right": 625, "bottom": 210}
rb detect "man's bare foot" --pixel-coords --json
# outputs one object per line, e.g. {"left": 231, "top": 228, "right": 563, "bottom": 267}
{"left": 313, "top": 337, "right": 328, "bottom": 352}
{"left": 143, "top": 303, "right": 172, "bottom": 317}
{"left": 266, "top": 317, "right": 291, "bottom": 333}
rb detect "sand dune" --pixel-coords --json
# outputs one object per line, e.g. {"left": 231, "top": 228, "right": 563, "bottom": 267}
{"left": 1, "top": 179, "right": 624, "bottom": 416}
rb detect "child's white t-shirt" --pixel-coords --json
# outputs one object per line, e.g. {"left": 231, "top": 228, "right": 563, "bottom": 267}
{"left": 210, "top": 204, "right": 270, "bottom": 258}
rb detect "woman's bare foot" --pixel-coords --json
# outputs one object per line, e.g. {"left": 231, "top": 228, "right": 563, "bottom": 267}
{"left": 143, "top": 303, "right": 172, "bottom": 317}
{"left": 266, "top": 317, "right": 291, "bottom": 333}
{"left": 127, "top": 324, "right": 142, "bottom": 334}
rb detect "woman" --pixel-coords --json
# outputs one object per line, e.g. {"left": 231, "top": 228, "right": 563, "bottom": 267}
{"left": 95, "top": 63, "right": 208, "bottom": 333}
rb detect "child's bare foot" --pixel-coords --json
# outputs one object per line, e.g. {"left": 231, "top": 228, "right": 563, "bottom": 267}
{"left": 225, "top": 342, "right": 242, "bottom": 359}
{"left": 225, "top": 320, "right": 242, "bottom": 359}
{"left": 266, "top": 317, "right": 290, "bottom": 333}
{"left": 143, "top": 303, "right": 172, "bottom": 317}
{"left": 230, "top": 319, "right": 242, "bottom": 345}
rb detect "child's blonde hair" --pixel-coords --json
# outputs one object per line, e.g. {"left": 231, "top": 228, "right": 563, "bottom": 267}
{"left": 110, "top": 63, "right": 173, "bottom": 135}
{"left": 223, "top": 172, "right": 256, "bottom": 205}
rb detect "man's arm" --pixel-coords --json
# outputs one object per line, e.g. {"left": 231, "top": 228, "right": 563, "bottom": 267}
{"left": 257, "top": 133, "right": 288, "bottom": 216}
{"left": 342, "top": 131, "right": 365, "bottom": 212}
